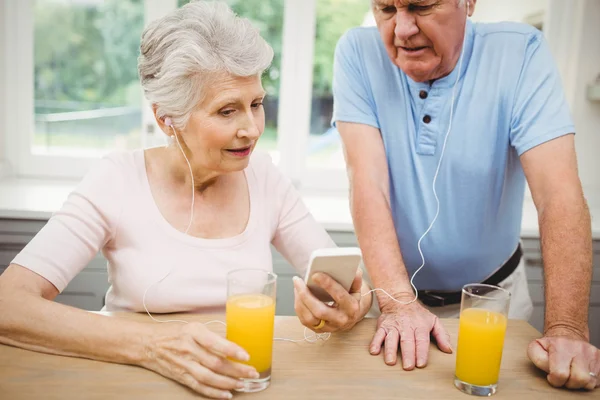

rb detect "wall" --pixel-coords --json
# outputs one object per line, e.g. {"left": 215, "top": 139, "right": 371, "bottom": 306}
{"left": 0, "top": 0, "right": 597, "bottom": 198}
{"left": 0, "top": 0, "right": 6, "bottom": 178}
{"left": 473, "top": 0, "right": 600, "bottom": 205}
{"left": 338, "top": 0, "right": 600, "bottom": 204}
{"left": 471, "top": 0, "right": 548, "bottom": 25}
{"left": 571, "top": 0, "right": 600, "bottom": 203}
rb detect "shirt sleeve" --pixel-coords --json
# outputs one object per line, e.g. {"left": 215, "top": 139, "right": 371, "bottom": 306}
{"left": 263, "top": 159, "right": 336, "bottom": 276}
{"left": 510, "top": 32, "right": 575, "bottom": 155}
{"left": 11, "top": 154, "right": 125, "bottom": 292}
{"left": 331, "top": 29, "right": 379, "bottom": 129}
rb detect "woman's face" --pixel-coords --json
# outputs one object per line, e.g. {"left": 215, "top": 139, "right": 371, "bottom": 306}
{"left": 178, "top": 73, "right": 266, "bottom": 174}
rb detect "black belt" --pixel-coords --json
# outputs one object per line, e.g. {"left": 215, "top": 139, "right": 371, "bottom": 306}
{"left": 417, "top": 244, "right": 523, "bottom": 307}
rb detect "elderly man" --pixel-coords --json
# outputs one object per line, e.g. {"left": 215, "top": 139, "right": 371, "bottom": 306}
{"left": 333, "top": 0, "right": 598, "bottom": 391}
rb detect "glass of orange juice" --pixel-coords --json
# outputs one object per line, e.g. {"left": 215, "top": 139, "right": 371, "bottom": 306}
{"left": 454, "top": 283, "right": 511, "bottom": 396}
{"left": 226, "top": 269, "right": 277, "bottom": 393}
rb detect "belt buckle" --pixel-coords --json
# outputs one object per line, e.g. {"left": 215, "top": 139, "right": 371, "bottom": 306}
{"left": 420, "top": 291, "right": 446, "bottom": 307}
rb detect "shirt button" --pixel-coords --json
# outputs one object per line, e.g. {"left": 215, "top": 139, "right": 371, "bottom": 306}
{"left": 419, "top": 90, "right": 428, "bottom": 99}
{"left": 423, "top": 115, "right": 432, "bottom": 124}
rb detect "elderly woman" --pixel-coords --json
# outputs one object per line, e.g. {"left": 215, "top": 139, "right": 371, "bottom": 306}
{"left": 0, "top": 1, "right": 373, "bottom": 398}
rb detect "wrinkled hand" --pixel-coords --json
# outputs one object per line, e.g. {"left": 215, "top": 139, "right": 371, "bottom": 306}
{"left": 528, "top": 331, "right": 599, "bottom": 390}
{"left": 140, "top": 322, "right": 259, "bottom": 399}
{"left": 293, "top": 269, "right": 366, "bottom": 333}
{"left": 370, "top": 298, "right": 452, "bottom": 370}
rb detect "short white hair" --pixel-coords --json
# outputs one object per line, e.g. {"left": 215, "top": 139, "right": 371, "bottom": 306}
{"left": 138, "top": 0, "right": 274, "bottom": 129}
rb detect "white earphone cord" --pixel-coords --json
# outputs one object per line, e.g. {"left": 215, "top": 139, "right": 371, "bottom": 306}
{"left": 141, "top": 6, "right": 468, "bottom": 338}
{"left": 142, "top": 124, "right": 195, "bottom": 324}
{"left": 139, "top": 125, "right": 328, "bottom": 342}
{"left": 360, "top": 10, "right": 469, "bottom": 306}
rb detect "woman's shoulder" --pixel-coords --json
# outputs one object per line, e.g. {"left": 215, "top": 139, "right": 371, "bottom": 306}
{"left": 100, "top": 149, "right": 142, "bottom": 171}
{"left": 75, "top": 149, "right": 143, "bottom": 195}
{"left": 87, "top": 149, "right": 144, "bottom": 182}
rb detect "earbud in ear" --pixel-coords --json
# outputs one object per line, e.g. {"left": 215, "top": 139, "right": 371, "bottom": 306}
{"left": 466, "top": 1, "right": 470, "bottom": 14}
{"left": 164, "top": 117, "right": 173, "bottom": 127}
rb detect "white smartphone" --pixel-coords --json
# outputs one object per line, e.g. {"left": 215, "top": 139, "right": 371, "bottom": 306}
{"left": 303, "top": 247, "right": 362, "bottom": 303}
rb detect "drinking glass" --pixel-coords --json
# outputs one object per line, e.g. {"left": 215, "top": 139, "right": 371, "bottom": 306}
{"left": 454, "top": 283, "right": 511, "bottom": 396}
{"left": 226, "top": 269, "right": 277, "bottom": 393}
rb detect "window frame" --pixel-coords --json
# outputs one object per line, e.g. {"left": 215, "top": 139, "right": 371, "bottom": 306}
{"left": 6, "top": 0, "right": 158, "bottom": 179}
{"left": 4, "top": 0, "right": 349, "bottom": 192}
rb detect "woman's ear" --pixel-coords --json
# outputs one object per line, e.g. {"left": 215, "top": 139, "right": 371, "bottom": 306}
{"left": 151, "top": 104, "right": 173, "bottom": 136}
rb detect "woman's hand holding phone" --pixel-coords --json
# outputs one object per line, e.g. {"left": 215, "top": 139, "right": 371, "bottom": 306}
{"left": 292, "top": 269, "right": 371, "bottom": 333}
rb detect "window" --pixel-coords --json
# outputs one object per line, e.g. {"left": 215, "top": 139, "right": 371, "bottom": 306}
{"left": 6, "top": 0, "right": 148, "bottom": 178}
{"left": 6, "top": 0, "right": 370, "bottom": 189}
{"left": 34, "top": 0, "right": 144, "bottom": 157}
{"left": 470, "top": 1, "right": 547, "bottom": 29}
{"left": 307, "top": 0, "right": 371, "bottom": 172}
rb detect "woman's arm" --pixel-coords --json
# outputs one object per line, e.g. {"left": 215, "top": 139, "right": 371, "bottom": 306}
{"left": 0, "top": 265, "right": 259, "bottom": 399}
{"left": 264, "top": 156, "right": 373, "bottom": 329}
{"left": 0, "top": 154, "right": 258, "bottom": 398}
{"left": 0, "top": 264, "right": 148, "bottom": 363}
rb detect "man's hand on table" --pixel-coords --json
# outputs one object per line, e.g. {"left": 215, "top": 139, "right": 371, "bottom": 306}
{"left": 369, "top": 295, "right": 453, "bottom": 369}
{"left": 528, "top": 327, "right": 599, "bottom": 390}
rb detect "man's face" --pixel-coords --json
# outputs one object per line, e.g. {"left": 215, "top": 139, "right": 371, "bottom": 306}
{"left": 372, "top": 0, "right": 474, "bottom": 82}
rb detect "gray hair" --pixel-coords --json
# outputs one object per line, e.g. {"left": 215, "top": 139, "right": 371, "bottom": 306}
{"left": 138, "top": 0, "right": 274, "bottom": 129}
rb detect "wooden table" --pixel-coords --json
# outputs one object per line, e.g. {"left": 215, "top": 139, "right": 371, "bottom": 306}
{"left": 0, "top": 313, "right": 593, "bottom": 399}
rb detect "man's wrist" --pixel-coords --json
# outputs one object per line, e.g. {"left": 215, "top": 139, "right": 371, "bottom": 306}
{"left": 377, "top": 289, "right": 417, "bottom": 313}
{"left": 544, "top": 323, "right": 590, "bottom": 342}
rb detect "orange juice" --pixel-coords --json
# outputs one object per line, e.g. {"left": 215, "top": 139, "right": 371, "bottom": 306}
{"left": 226, "top": 293, "right": 275, "bottom": 373}
{"left": 455, "top": 308, "right": 508, "bottom": 386}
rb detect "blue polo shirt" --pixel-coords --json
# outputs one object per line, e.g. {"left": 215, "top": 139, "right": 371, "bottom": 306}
{"left": 332, "top": 21, "right": 575, "bottom": 291}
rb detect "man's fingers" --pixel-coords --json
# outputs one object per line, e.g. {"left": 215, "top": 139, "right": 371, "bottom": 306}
{"left": 399, "top": 329, "right": 416, "bottom": 370}
{"left": 370, "top": 327, "right": 387, "bottom": 355}
{"left": 431, "top": 317, "right": 452, "bottom": 354}
{"left": 414, "top": 327, "right": 430, "bottom": 368}
{"left": 590, "top": 349, "right": 600, "bottom": 388}
{"left": 546, "top": 341, "right": 573, "bottom": 387}
{"left": 384, "top": 329, "right": 400, "bottom": 365}
{"left": 584, "top": 377, "right": 597, "bottom": 391}
{"left": 527, "top": 339, "right": 550, "bottom": 373}
{"left": 529, "top": 336, "right": 600, "bottom": 390}
{"left": 371, "top": 308, "right": 453, "bottom": 370}
{"left": 565, "top": 356, "right": 594, "bottom": 390}
{"left": 592, "top": 356, "right": 600, "bottom": 389}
